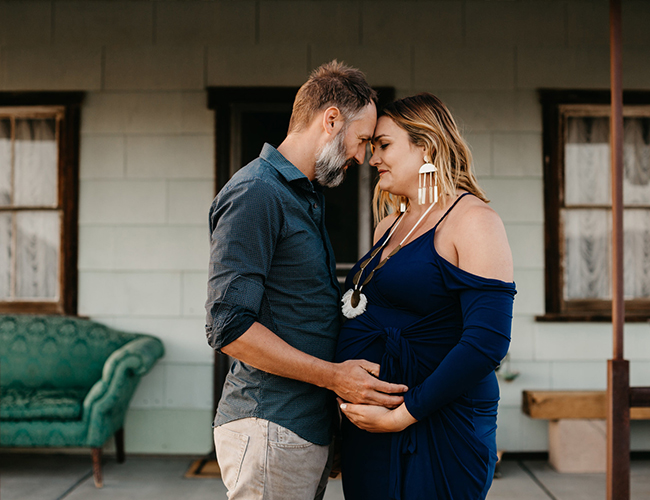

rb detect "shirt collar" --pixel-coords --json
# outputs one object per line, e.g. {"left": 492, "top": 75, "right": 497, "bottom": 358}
{"left": 260, "top": 143, "right": 311, "bottom": 184}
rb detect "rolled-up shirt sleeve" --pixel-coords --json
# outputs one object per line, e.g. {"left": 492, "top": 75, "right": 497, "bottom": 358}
{"left": 205, "top": 177, "right": 284, "bottom": 351}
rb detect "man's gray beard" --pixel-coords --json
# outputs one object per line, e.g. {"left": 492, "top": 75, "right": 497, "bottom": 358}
{"left": 314, "top": 129, "right": 349, "bottom": 188}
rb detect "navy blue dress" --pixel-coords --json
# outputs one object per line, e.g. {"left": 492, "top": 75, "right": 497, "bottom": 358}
{"left": 335, "top": 194, "right": 516, "bottom": 500}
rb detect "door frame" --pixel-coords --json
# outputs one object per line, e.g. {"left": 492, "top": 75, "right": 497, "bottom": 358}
{"left": 206, "top": 86, "right": 395, "bottom": 415}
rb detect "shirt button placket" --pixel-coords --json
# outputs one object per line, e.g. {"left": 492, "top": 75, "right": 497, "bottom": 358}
{"left": 309, "top": 194, "right": 321, "bottom": 222}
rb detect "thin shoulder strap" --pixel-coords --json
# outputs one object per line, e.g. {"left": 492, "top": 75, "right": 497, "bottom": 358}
{"left": 433, "top": 192, "right": 473, "bottom": 231}
{"left": 378, "top": 213, "right": 404, "bottom": 243}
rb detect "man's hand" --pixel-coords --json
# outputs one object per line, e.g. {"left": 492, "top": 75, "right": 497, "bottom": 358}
{"left": 329, "top": 359, "right": 408, "bottom": 408}
{"left": 221, "top": 323, "right": 407, "bottom": 407}
{"left": 337, "top": 398, "right": 417, "bottom": 433}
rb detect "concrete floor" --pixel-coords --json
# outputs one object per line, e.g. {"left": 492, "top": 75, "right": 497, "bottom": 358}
{"left": 1, "top": 453, "right": 649, "bottom": 500}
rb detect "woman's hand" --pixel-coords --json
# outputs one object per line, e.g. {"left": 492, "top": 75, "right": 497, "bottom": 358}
{"left": 337, "top": 398, "right": 417, "bottom": 433}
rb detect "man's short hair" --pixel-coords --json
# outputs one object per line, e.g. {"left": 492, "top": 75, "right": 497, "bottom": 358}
{"left": 288, "top": 60, "right": 378, "bottom": 133}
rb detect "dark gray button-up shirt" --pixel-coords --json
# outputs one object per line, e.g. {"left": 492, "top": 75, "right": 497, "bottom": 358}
{"left": 205, "top": 143, "right": 341, "bottom": 445}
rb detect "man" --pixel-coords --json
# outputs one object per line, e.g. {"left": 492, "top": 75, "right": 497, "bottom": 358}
{"left": 205, "top": 61, "right": 407, "bottom": 499}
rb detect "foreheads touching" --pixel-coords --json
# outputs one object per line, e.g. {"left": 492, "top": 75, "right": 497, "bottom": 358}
{"left": 371, "top": 93, "right": 488, "bottom": 214}
{"left": 375, "top": 94, "right": 448, "bottom": 160}
{"left": 288, "top": 60, "right": 378, "bottom": 134}
{"left": 372, "top": 93, "right": 475, "bottom": 172}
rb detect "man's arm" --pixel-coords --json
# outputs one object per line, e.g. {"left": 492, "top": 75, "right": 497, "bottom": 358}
{"left": 222, "top": 322, "right": 407, "bottom": 407}
{"left": 207, "top": 178, "right": 406, "bottom": 407}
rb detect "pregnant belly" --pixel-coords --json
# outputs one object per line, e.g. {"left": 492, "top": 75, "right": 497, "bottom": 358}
{"left": 335, "top": 304, "right": 424, "bottom": 364}
{"left": 335, "top": 322, "right": 385, "bottom": 364}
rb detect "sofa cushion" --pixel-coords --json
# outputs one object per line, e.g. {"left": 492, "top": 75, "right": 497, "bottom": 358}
{"left": 0, "top": 315, "right": 137, "bottom": 390}
{"left": 0, "top": 388, "right": 87, "bottom": 421}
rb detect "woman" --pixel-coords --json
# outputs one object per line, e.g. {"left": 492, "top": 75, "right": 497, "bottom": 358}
{"left": 335, "top": 93, "right": 516, "bottom": 500}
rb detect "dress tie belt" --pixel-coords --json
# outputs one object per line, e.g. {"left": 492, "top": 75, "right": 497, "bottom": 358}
{"left": 377, "top": 327, "right": 419, "bottom": 500}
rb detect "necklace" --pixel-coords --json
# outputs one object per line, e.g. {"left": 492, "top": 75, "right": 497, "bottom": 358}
{"left": 341, "top": 202, "right": 437, "bottom": 319}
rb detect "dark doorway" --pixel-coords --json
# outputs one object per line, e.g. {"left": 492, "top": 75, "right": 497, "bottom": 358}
{"left": 207, "top": 86, "right": 395, "bottom": 415}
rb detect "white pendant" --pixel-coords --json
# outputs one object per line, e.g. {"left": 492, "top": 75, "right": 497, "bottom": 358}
{"left": 341, "top": 289, "right": 368, "bottom": 319}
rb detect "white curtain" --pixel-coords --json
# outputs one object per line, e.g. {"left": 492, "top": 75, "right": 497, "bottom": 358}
{"left": 14, "top": 118, "right": 57, "bottom": 207}
{"left": 16, "top": 211, "right": 59, "bottom": 300}
{"left": 624, "top": 210, "right": 650, "bottom": 299}
{"left": 0, "top": 117, "right": 60, "bottom": 301}
{"left": 563, "top": 116, "right": 650, "bottom": 301}
{"left": 565, "top": 117, "right": 610, "bottom": 205}
{"left": 0, "top": 213, "right": 11, "bottom": 299}
{"left": 0, "top": 119, "right": 11, "bottom": 205}
{"left": 564, "top": 209, "right": 611, "bottom": 299}
{"left": 0, "top": 120, "right": 11, "bottom": 298}
{"left": 623, "top": 118, "right": 650, "bottom": 205}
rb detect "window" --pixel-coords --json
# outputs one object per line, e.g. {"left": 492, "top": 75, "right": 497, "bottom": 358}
{"left": 540, "top": 90, "right": 650, "bottom": 321}
{"left": 0, "top": 93, "right": 82, "bottom": 315}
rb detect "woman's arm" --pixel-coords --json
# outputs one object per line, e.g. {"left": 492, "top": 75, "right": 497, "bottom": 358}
{"left": 340, "top": 203, "right": 515, "bottom": 431}
{"left": 455, "top": 204, "right": 513, "bottom": 282}
{"left": 339, "top": 398, "right": 417, "bottom": 433}
{"left": 403, "top": 205, "right": 515, "bottom": 420}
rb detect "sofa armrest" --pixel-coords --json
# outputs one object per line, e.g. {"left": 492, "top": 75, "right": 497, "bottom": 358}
{"left": 104, "top": 336, "right": 165, "bottom": 379}
{"left": 81, "top": 336, "right": 164, "bottom": 446}
{"left": 82, "top": 336, "right": 164, "bottom": 416}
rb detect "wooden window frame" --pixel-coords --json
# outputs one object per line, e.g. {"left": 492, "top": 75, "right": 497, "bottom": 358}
{"left": 0, "top": 92, "right": 83, "bottom": 315}
{"left": 539, "top": 89, "right": 650, "bottom": 322}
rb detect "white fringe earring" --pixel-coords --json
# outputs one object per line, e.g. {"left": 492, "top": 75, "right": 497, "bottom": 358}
{"left": 418, "top": 156, "right": 438, "bottom": 205}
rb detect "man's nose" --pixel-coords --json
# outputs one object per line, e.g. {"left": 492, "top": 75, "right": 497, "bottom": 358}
{"left": 354, "top": 146, "right": 366, "bottom": 165}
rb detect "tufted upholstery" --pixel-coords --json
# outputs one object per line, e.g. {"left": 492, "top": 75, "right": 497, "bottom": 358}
{"left": 0, "top": 314, "right": 164, "bottom": 486}
{"left": 0, "top": 315, "right": 137, "bottom": 390}
{"left": 1, "top": 387, "right": 86, "bottom": 420}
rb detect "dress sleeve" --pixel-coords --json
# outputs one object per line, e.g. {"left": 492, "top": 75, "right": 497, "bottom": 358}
{"left": 403, "top": 265, "right": 516, "bottom": 421}
{"left": 204, "top": 177, "right": 284, "bottom": 352}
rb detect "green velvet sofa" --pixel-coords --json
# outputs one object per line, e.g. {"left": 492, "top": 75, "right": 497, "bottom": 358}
{"left": 0, "top": 314, "right": 164, "bottom": 487}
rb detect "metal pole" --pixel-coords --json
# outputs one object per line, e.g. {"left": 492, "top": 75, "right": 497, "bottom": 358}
{"left": 607, "top": 359, "right": 630, "bottom": 500}
{"left": 610, "top": 0, "right": 624, "bottom": 360}
{"left": 607, "top": 1, "right": 630, "bottom": 499}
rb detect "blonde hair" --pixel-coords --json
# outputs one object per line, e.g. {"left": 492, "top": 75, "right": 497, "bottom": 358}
{"left": 373, "top": 93, "right": 488, "bottom": 225}
{"left": 288, "top": 60, "right": 377, "bottom": 133}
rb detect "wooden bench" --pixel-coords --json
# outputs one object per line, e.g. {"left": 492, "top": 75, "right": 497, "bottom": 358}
{"left": 522, "top": 391, "right": 650, "bottom": 473}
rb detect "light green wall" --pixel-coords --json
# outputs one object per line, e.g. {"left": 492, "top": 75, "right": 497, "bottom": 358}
{"left": 122, "top": 409, "right": 214, "bottom": 455}
{"left": 2, "top": 0, "right": 649, "bottom": 454}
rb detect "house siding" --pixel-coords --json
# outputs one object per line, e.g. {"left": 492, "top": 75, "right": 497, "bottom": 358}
{"left": 1, "top": 0, "right": 649, "bottom": 454}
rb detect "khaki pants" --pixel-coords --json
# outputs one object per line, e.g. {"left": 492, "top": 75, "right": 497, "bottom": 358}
{"left": 214, "top": 417, "right": 332, "bottom": 500}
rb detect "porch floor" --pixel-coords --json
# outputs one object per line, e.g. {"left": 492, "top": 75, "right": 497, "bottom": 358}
{"left": 1, "top": 453, "right": 649, "bottom": 500}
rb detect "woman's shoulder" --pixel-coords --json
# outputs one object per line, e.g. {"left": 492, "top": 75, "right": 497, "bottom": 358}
{"left": 457, "top": 195, "right": 503, "bottom": 234}
{"left": 373, "top": 213, "right": 399, "bottom": 244}
{"left": 452, "top": 195, "right": 513, "bottom": 283}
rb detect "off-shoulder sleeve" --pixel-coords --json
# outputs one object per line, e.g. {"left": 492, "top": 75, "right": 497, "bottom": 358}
{"left": 403, "top": 261, "right": 516, "bottom": 421}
